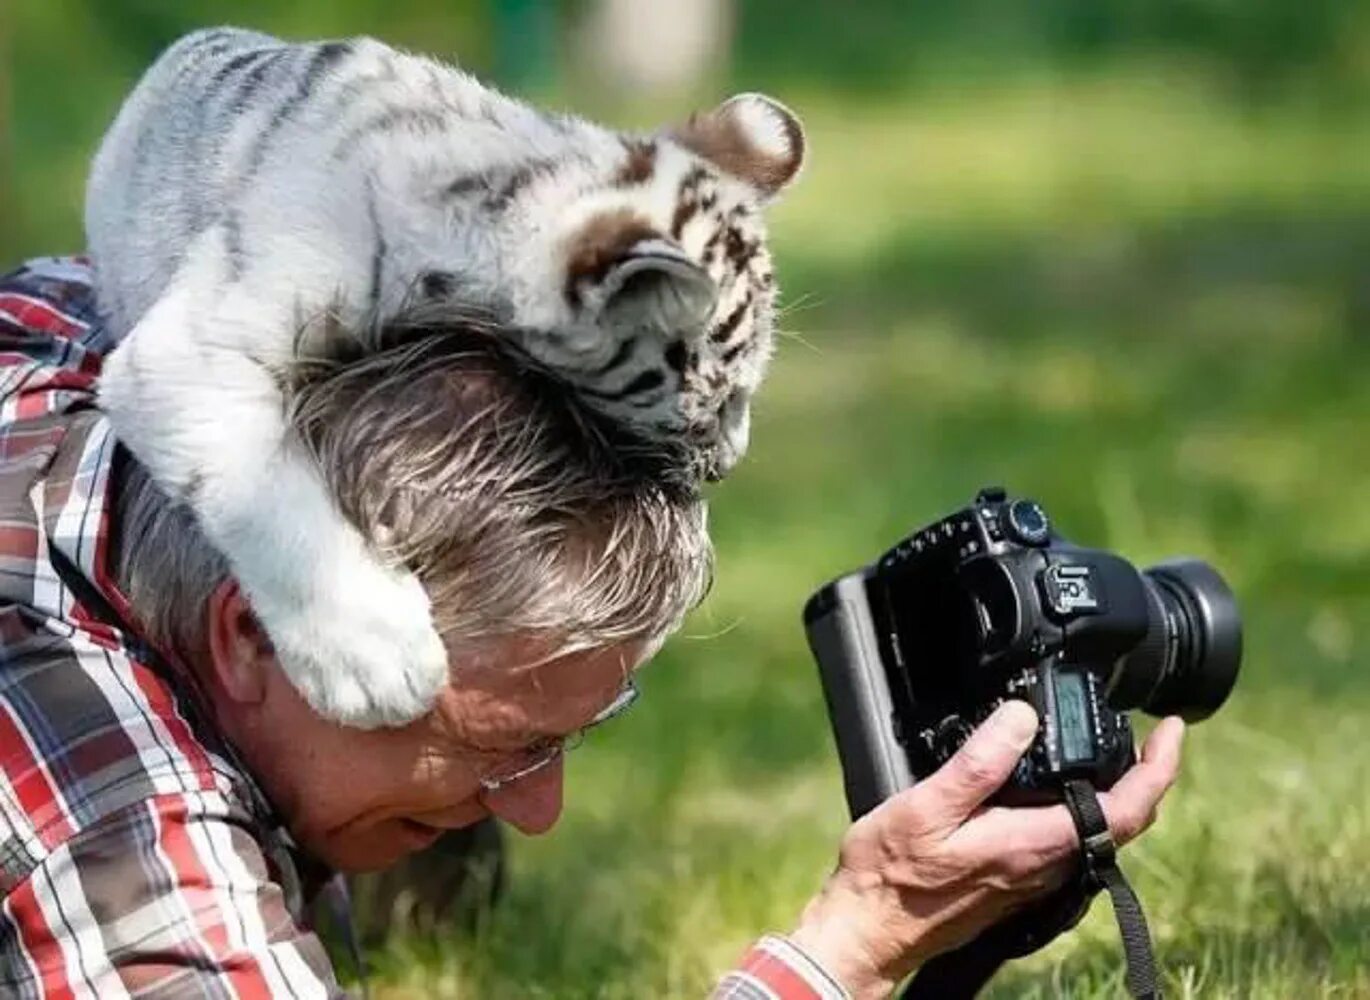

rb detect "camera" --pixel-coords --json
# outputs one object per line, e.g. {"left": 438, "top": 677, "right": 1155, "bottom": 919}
{"left": 804, "top": 486, "right": 1241, "bottom": 817}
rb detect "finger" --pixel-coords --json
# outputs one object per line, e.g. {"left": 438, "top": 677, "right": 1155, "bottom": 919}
{"left": 949, "top": 802, "right": 1077, "bottom": 870}
{"left": 950, "top": 717, "right": 1186, "bottom": 868}
{"left": 1099, "top": 716, "right": 1186, "bottom": 845}
{"left": 911, "top": 701, "right": 1039, "bottom": 827}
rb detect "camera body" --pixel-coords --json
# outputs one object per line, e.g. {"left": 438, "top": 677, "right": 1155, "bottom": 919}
{"left": 804, "top": 487, "right": 1240, "bottom": 818}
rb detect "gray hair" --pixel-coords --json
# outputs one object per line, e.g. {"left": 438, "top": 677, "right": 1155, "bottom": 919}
{"left": 112, "top": 324, "right": 713, "bottom": 671}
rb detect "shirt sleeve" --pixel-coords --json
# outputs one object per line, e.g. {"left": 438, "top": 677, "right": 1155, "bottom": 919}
{"left": 0, "top": 792, "right": 346, "bottom": 999}
{"left": 712, "top": 935, "right": 851, "bottom": 1000}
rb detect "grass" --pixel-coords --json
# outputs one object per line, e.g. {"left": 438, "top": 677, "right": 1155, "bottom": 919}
{"left": 343, "top": 70, "right": 1370, "bottom": 998}
{"left": 7, "top": 37, "right": 1368, "bottom": 994}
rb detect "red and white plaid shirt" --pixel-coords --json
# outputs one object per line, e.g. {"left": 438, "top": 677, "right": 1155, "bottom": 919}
{"left": 0, "top": 257, "right": 847, "bottom": 1000}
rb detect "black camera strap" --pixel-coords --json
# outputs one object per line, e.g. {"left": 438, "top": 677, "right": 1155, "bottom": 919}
{"left": 1061, "top": 779, "right": 1162, "bottom": 1000}
{"left": 900, "top": 781, "right": 1162, "bottom": 1000}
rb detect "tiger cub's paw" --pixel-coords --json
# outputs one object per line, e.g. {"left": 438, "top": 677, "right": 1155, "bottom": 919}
{"left": 261, "top": 556, "right": 449, "bottom": 729}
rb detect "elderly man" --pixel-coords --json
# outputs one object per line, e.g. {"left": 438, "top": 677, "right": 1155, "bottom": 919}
{"left": 0, "top": 257, "right": 1182, "bottom": 998}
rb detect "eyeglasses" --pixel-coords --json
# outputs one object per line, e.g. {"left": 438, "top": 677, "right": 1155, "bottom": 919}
{"left": 473, "top": 681, "right": 640, "bottom": 792}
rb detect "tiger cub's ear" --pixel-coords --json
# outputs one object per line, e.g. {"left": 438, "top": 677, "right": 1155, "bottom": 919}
{"left": 566, "top": 210, "right": 717, "bottom": 336}
{"left": 670, "top": 93, "right": 806, "bottom": 198}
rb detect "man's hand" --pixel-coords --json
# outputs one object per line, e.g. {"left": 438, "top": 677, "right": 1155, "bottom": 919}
{"left": 790, "top": 702, "right": 1185, "bottom": 1000}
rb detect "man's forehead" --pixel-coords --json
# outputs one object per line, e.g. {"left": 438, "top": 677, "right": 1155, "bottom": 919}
{"left": 433, "top": 636, "right": 650, "bottom": 744}
{"left": 448, "top": 634, "right": 650, "bottom": 683}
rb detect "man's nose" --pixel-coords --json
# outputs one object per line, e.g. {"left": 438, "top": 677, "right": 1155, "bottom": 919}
{"left": 480, "top": 756, "right": 565, "bottom": 834}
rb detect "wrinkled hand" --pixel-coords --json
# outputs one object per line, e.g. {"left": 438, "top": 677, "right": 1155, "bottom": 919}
{"left": 790, "top": 702, "right": 1185, "bottom": 1000}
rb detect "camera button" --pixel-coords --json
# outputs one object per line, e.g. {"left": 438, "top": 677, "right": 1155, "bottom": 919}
{"left": 1007, "top": 499, "right": 1051, "bottom": 546}
{"left": 931, "top": 716, "right": 973, "bottom": 761}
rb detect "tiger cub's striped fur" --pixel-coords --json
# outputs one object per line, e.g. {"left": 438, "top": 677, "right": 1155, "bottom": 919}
{"left": 86, "top": 28, "right": 804, "bottom": 727}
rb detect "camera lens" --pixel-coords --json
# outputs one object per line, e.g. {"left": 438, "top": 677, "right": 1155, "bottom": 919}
{"left": 1107, "top": 558, "right": 1242, "bottom": 721}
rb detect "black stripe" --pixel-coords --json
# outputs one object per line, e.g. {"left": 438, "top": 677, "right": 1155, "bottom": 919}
{"left": 421, "top": 271, "right": 456, "bottom": 299}
{"left": 225, "top": 41, "right": 355, "bottom": 282}
{"left": 224, "top": 212, "right": 246, "bottom": 282}
{"left": 733, "top": 240, "right": 761, "bottom": 271}
{"left": 242, "top": 41, "right": 355, "bottom": 184}
{"left": 664, "top": 339, "right": 690, "bottom": 373}
{"left": 182, "top": 469, "right": 205, "bottom": 505}
{"left": 229, "top": 47, "right": 289, "bottom": 112}
{"left": 333, "top": 105, "right": 449, "bottom": 160}
{"left": 700, "top": 224, "right": 725, "bottom": 267}
{"left": 589, "top": 336, "right": 638, "bottom": 376}
{"left": 670, "top": 197, "right": 699, "bottom": 240}
{"left": 710, "top": 293, "right": 752, "bottom": 343}
{"left": 445, "top": 171, "right": 489, "bottom": 198}
{"left": 207, "top": 47, "right": 269, "bottom": 90}
{"left": 180, "top": 28, "right": 239, "bottom": 63}
{"left": 486, "top": 161, "right": 549, "bottom": 211}
{"left": 186, "top": 28, "right": 238, "bottom": 50}
{"left": 366, "top": 182, "right": 387, "bottom": 318}
{"left": 724, "top": 227, "right": 761, "bottom": 271}
{"left": 580, "top": 368, "right": 665, "bottom": 401}
{"left": 720, "top": 339, "right": 749, "bottom": 365}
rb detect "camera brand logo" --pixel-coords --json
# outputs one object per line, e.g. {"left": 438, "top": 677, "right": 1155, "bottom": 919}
{"left": 1044, "top": 564, "right": 1101, "bottom": 615}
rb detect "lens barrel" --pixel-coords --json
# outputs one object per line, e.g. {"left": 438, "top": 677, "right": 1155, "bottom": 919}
{"left": 1108, "top": 558, "right": 1242, "bottom": 721}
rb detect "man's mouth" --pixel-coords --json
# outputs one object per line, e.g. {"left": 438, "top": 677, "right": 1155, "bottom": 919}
{"left": 402, "top": 803, "right": 490, "bottom": 835}
{"left": 398, "top": 818, "right": 444, "bottom": 848}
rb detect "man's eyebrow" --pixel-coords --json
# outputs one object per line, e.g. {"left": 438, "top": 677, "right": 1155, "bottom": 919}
{"left": 519, "top": 726, "right": 566, "bottom": 745}
{"left": 480, "top": 699, "right": 622, "bottom": 750}
{"left": 462, "top": 723, "right": 566, "bottom": 753}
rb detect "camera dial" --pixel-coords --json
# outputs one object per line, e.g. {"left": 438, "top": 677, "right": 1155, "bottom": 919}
{"left": 1007, "top": 499, "right": 1051, "bottom": 546}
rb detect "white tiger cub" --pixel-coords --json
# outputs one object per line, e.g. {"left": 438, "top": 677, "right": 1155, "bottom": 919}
{"left": 87, "top": 28, "right": 804, "bottom": 727}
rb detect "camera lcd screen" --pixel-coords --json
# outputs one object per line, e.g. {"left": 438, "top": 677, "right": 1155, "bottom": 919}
{"left": 1055, "top": 672, "right": 1094, "bottom": 765}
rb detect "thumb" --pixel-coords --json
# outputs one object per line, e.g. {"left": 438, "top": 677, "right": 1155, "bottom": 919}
{"left": 915, "top": 701, "right": 1039, "bottom": 826}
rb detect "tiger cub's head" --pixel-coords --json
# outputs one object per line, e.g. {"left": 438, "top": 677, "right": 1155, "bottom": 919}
{"left": 432, "top": 94, "right": 805, "bottom": 483}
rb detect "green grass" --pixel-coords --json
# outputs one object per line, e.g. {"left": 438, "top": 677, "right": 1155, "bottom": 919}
{"left": 7, "top": 30, "right": 1369, "bottom": 993}
{"left": 343, "top": 71, "right": 1370, "bottom": 998}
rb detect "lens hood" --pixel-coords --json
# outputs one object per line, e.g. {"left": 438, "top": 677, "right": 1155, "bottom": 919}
{"left": 1144, "top": 558, "right": 1242, "bottom": 720}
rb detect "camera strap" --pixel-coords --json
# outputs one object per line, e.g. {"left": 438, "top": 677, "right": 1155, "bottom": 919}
{"left": 1062, "top": 779, "right": 1162, "bottom": 1000}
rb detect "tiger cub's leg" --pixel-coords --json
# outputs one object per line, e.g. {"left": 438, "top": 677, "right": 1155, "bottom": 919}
{"left": 99, "top": 267, "right": 448, "bottom": 727}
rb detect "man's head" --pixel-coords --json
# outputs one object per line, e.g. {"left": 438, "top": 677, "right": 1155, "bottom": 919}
{"left": 112, "top": 322, "right": 712, "bottom": 870}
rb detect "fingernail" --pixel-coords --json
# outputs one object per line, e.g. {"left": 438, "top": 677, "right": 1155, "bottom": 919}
{"left": 996, "top": 700, "right": 1039, "bottom": 745}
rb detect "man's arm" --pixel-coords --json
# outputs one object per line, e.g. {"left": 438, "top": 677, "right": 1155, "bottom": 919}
{"left": 0, "top": 793, "right": 343, "bottom": 998}
{"left": 710, "top": 703, "right": 1185, "bottom": 1000}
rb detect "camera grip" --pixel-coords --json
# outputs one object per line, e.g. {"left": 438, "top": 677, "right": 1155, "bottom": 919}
{"left": 804, "top": 574, "right": 913, "bottom": 819}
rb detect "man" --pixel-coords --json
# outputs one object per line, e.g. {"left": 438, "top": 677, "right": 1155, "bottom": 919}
{"left": 0, "top": 257, "right": 1183, "bottom": 998}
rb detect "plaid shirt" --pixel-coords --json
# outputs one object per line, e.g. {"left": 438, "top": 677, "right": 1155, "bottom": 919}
{"left": 0, "top": 257, "right": 846, "bottom": 1000}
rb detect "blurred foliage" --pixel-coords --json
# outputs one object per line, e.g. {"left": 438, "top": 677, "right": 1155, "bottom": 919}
{"left": 5, "top": 0, "right": 1370, "bottom": 262}
{"left": 736, "top": 0, "right": 1370, "bottom": 101}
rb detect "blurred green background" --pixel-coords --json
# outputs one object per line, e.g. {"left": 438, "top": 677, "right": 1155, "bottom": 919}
{"left": 5, "top": 1, "right": 1370, "bottom": 997}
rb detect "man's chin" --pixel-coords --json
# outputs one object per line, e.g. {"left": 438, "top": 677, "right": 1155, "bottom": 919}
{"left": 315, "top": 816, "right": 498, "bottom": 871}
{"left": 315, "top": 818, "right": 449, "bottom": 872}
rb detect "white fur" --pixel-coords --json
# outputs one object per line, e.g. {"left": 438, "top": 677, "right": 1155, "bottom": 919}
{"left": 86, "top": 29, "right": 801, "bottom": 727}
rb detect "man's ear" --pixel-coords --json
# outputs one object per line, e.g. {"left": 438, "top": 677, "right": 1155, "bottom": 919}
{"left": 206, "top": 579, "right": 273, "bottom": 705}
{"left": 669, "top": 93, "right": 806, "bottom": 199}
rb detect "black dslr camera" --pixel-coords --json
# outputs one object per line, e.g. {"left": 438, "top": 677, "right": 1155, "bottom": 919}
{"left": 804, "top": 487, "right": 1241, "bottom": 818}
